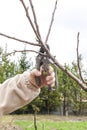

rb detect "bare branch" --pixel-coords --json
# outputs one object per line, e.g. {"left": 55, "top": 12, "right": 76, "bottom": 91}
{"left": 20, "top": 0, "right": 36, "bottom": 34}
{"left": 46, "top": 50, "right": 87, "bottom": 91}
{"left": 29, "top": 0, "right": 42, "bottom": 40}
{"left": 45, "top": 0, "right": 58, "bottom": 44}
{"left": 6, "top": 49, "right": 48, "bottom": 57}
{"left": 77, "top": 32, "right": 81, "bottom": 76}
{"left": 20, "top": 0, "right": 50, "bottom": 55}
{"left": 0, "top": 33, "right": 40, "bottom": 47}
{"left": 76, "top": 32, "right": 86, "bottom": 84}
{"left": 20, "top": 0, "right": 42, "bottom": 44}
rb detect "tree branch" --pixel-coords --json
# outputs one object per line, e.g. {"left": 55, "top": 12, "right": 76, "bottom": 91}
{"left": 45, "top": 50, "right": 87, "bottom": 91}
{"left": 76, "top": 32, "right": 87, "bottom": 85}
{"left": 45, "top": 0, "right": 58, "bottom": 44}
{"left": 20, "top": 0, "right": 36, "bottom": 34}
{"left": 20, "top": 0, "right": 51, "bottom": 54}
{"left": 0, "top": 33, "right": 40, "bottom": 47}
{"left": 6, "top": 49, "right": 48, "bottom": 57}
{"left": 29, "top": 0, "right": 42, "bottom": 40}
{"left": 20, "top": 0, "right": 42, "bottom": 44}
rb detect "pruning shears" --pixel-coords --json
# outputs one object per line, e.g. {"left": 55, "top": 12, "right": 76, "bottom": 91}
{"left": 36, "top": 44, "right": 58, "bottom": 90}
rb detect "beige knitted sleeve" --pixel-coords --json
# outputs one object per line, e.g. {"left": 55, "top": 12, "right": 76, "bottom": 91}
{"left": 0, "top": 71, "right": 40, "bottom": 116}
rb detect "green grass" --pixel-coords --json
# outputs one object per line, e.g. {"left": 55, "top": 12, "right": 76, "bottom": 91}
{"left": 1, "top": 115, "right": 87, "bottom": 130}
{"left": 15, "top": 119, "right": 87, "bottom": 130}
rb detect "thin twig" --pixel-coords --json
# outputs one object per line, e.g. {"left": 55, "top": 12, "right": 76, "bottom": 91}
{"left": 0, "top": 33, "right": 40, "bottom": 46}
{"left": 20, "top": 0, "right": 42, "bottom": 44}
{"left": 77, "top": 32, "right": 86, "bottom": 84}
{"left": 29, "top": 0, "right": 42, "bottom": 40}
{"left": 45, "top": 0, "right": 58, "bottom": 44}
{"left": 6, "top": 49, "right": 48, "bottom": 57}
{"left": 20, "top": 0, "right": 36, "bottom": 35}
{"left": 20, "top": 0, "right": 51, "bottom": 55}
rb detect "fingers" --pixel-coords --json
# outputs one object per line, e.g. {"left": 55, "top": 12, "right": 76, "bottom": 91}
{"left": 46, "top": 70, "right": 55, "bottom": 81}
{"left": 30, "top": 69, "right": 41, "bottom": 77}
{"left": 30, "top": 66, "right": 55, "bottom": 88}
{"left": 40, "top": 65, "right": 55, "bottom": 87}
{"left": 46, "top": 77, "right": 55, "bottom": 85}
{"left": 46, "top": 70, "right": 55, "bottom": 87}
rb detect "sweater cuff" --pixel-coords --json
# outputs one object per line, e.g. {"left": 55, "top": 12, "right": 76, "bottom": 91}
{"left": 23, "top": 71, "right": 40, "bottom": 90}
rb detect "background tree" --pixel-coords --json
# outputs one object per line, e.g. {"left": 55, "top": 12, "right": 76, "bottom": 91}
{"left": 0, "top": 47, "right": 16, "bottom": 83}
{"left": 58, "top": 59, "right": 87, "bottom": 116}
{"left": 18, "top": 46, "right": 33, "bottom": 73}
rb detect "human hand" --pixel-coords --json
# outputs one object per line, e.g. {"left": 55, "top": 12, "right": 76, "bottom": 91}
{"left": 29, "top": 66, "right": 55, "bottom": 88}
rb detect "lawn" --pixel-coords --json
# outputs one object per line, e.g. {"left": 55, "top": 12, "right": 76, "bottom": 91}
{"left": 1, "top": 115, "right": 87, "bottom": 130}
{"left": 15, "top": 120, "right": 87, "bottom": 130}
